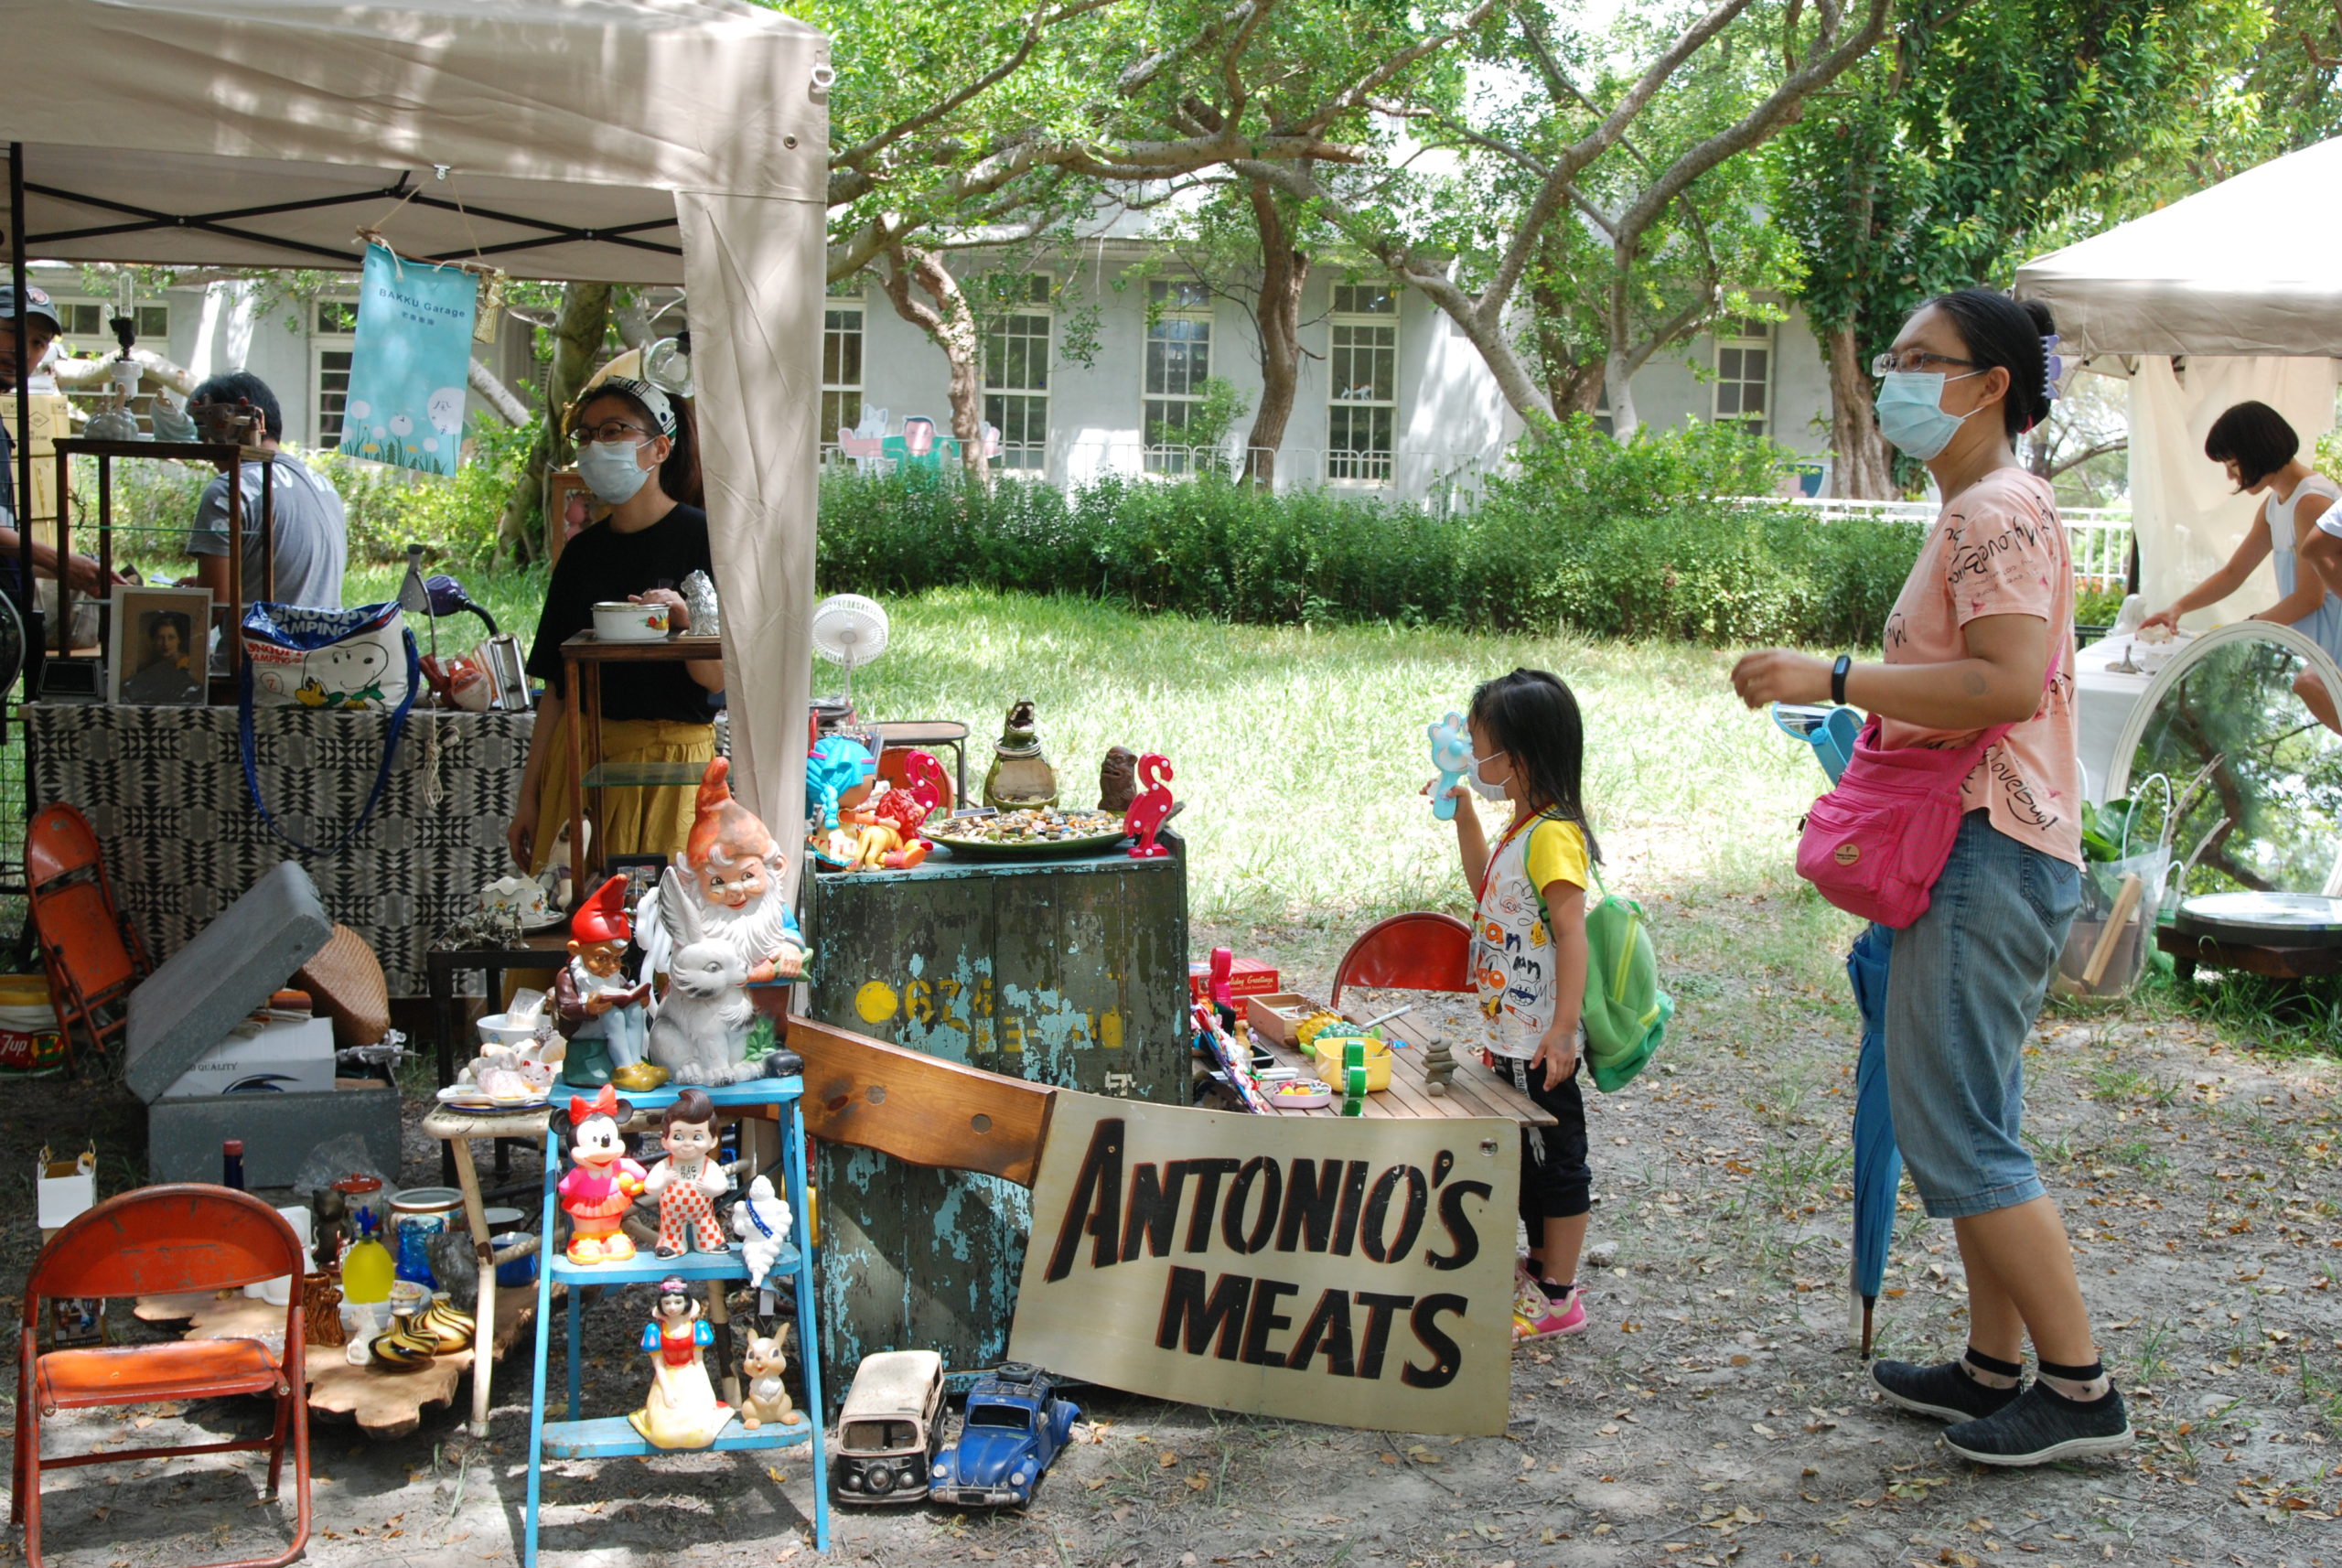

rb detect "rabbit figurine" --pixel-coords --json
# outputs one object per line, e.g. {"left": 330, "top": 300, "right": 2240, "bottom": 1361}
{"left": 739, "top": 1325, "right": 803, "bottom": 1429}
{"left": 647, "top": 867, "right": 758, "bottom": 1085}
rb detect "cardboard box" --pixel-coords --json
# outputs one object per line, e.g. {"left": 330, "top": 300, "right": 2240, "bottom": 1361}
{"left": 1188, "top": 958, "right": 1279, "bottom": 1004}
{"left": 157, "top": 1013, "right": 336, "bottom": 1101}
{"left": 1244, "top": 992, "right": 1317, "bottom": 1046}
{"left": 0, "top": 392, "right": 70, "bottom": 544}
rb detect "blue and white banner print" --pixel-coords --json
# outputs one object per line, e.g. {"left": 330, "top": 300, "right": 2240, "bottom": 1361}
{"left": 338, "top": 243, "right": 479, "bottom": 477}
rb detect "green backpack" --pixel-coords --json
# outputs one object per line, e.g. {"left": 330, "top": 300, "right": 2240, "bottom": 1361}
{"left": 1577, "top": 864, "right": 1671, "bottom": 1092}
{"left": 1517, "top": 818, "right": 1672, "bottom": 1092}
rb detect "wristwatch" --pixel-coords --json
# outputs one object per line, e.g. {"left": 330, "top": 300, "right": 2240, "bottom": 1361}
{"left": 1831, "top": 654, "right": 1852, "bottom": 706}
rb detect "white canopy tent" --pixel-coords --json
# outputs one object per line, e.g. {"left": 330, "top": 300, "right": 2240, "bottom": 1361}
{"left": 2016, "top": 139, "right": 2342, "bottom": 625}
{"left": 1, "top": 0, "right": 831, "bottom": 844}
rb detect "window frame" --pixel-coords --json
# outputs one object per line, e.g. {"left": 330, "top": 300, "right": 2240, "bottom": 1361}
{"left": 310, "top": 295, "right": 360, "bottom": 449}
{"left": 982, "top": 274, "right": 1052, "bottom": 471}
{"left": 1142, "top": 279, "right": 1216, "bottom": 476}
{"left": 821, "top": 286, "right": 866, "bottom": 447}
{"left": 1326, "top": 284, "right": 1398, "bottom": 484}
{"left": 1711, "top": 315, "right": 1774, "bottom": 435}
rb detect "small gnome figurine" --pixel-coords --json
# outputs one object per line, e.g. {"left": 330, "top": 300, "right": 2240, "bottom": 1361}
{"left": 659, "top": 758, "right": 807, "bottom": 986}
{"left": 557, "top": 875, "right": 654, "bottom": 1090}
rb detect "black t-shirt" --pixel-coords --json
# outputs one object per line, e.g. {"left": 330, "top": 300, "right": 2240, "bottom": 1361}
{"left": 526, "top": 504, "right": 718, "bottom": 725}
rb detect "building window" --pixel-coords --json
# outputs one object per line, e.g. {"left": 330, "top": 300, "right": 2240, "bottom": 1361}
{"left": 1713, "top": 316, "right": 1772, "bottom": 433}
{"left": 312, "top": 297, "right": 359, "bottom": 448}
{"left": 1327, "top": 284, "right": 1397, "bottom": 483}
{"left": 1143, "top": 280, "right": 1213, "bottom": 474}
{"left": 822, "top": 291, "right": 865, "bottom": 443}
{"left": 983, "top": 274, "right": 1050, "bottom": 470}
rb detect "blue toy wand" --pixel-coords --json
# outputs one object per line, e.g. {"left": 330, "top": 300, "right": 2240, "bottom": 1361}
{"left": 1427, "top": 711, "right": 1471, "bottom": 821}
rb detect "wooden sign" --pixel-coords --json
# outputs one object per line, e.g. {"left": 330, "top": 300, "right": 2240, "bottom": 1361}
{"left": 1009, "top": 1092, "right": 1519, "bottom": 1435}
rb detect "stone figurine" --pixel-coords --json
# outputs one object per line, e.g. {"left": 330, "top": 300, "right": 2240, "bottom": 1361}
{"left": 983, "top": 698, "right": 1058, "bottom": 810}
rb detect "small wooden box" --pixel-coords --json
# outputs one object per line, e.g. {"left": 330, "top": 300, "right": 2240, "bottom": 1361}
{"left": 1244, "top": 991, "right": 1316, "bottom": 1046}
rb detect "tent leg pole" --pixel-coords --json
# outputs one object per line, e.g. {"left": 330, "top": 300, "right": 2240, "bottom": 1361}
{"left": 10, "top": 143, "right": 35, "bottom": 843}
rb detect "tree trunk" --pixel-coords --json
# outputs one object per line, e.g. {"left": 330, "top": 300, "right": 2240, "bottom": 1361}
{"left": 613, "top": 289, "right": 653, "bottom": 353}
{"left": 467, "top": 356, "right": 532, "bottom": 426}
{"left": 49, "top": 349, "right": 196, "bottom": 397}
{"left": 879, "top": 247, "right": 992, "bottom": 491}
{"left": 1825, "top": 322, "right": 1894, "bottom": 499}
{"left": 1603, "top": 350, "right": 1640, "bottom": 438}
{"left": 1241, "top": 181, "right": 1309, "bottom": 489}
{"left": 496, "top": 281, "right": 611, "bottom": 564}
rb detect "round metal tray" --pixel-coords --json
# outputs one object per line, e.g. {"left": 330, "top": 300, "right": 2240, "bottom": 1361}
{"left": 2173, "top": 891, "right": 2342, "bottom": 949}
{"left": 925, "top": 827, "right": 1131, "bottom": 861}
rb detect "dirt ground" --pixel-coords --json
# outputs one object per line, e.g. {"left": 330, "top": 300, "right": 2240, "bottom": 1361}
{"left": 5, "top": 884, "right": 2338, "bottom": 1568}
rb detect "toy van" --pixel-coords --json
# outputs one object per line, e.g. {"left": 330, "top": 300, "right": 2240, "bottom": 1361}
{"left": 831, "top": 1348, "right": 947, "bottom": 1504}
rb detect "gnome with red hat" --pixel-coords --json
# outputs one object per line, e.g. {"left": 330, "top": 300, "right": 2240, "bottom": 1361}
{"left": 658, "top": 758, "right": 806, "bottom": 986}
{"left": 557, "top": 875, "right": 656, "bottom": 1090}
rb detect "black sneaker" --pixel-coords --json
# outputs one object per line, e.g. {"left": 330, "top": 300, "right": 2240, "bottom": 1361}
{"left": 1942, "top": 1380, "right": 2133, "bottom": 1466}
{"left": 1871, "top": 1359, "right": 2023, "bottom": 1423}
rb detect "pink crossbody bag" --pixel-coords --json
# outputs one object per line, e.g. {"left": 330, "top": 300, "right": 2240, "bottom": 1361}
{"left": 1795, "top": 650, "right": 2060, "bottom": 929}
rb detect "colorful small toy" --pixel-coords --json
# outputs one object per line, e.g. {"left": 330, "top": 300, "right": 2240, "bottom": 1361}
{"left": 1124, "top": 752, "right": 1175, "bottom": 859}
{"left": 834, "top": 750, "right": 946, "bottom": 871}
{"left": 555, "top": 1085, "right": 645, "bottom": 1264}
{"left": 628, "top": 1276, "right": 736, "bottom": 1449}
{"left": 1428, "top": 711, "right": 1472, "bottom": 822}
{"left": 1195, "top": 1002, "right": 1272, "bottom": 1113}
{"left": 928, "top": 1362, "right": 1080, "bottom": 1508}
{"left": 739, "top": 1326, "right": 805, "bottom": 1430}
{"left": 805, "top": 736, "right": 878, "bottom": 832}
{"left": 645, "top": 1087, "right": 732, "bottom": 1259}
{"left": 1207, "top": 946, "right": 1237, "bottom": 1035}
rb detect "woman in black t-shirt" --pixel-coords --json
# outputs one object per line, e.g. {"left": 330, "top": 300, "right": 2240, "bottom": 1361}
{"left": 507, "top": 377, "right": 723, "bottom": 875}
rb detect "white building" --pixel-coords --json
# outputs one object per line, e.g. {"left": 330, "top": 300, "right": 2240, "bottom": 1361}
{"left": 827, "top": 248, "right": 1835, "bottom": 503}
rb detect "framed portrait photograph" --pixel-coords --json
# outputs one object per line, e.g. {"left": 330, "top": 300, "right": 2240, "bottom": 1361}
{"left": 107, "top": 585, "right": 211, "bottom": 706}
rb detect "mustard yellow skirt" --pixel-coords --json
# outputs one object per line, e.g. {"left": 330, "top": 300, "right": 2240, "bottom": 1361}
{"left": 527, "top": 714, "right": 716, "bottom": 876}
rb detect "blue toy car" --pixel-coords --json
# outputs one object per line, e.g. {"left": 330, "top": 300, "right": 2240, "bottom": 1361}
{"left": 928, "top": 1362, "right": 1080, "bottom": 1507}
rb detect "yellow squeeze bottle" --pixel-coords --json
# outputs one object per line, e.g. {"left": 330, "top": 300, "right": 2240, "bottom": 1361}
{"left": 341, "top": 1213, "right": 393, "bottom": 1305}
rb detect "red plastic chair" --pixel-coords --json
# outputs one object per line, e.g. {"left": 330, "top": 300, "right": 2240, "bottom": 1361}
{"left": 1327, "top": 911, "right": 1475, "bottom": 1009}
{"left": 13, "top": 1186, "right": 310, "bottom": 1568}
{"left": 24, "top": 803, "right": 151, "bottom": 1068}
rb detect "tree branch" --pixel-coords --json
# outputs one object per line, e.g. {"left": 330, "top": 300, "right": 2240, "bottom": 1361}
{"left": 2048, "top": 436, "right": 2127, "bottom": 478}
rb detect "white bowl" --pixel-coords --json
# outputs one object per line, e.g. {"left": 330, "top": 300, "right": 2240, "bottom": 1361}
{"left": 476, "top": 1012, "right": 539, "bottom": 1047}
{"left": 592, "top": 600, "right": 670, "bottom": 641}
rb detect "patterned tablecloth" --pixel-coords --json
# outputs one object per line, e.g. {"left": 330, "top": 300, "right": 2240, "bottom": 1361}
{"left": 27, "top": 702, "right": 533, "bottom": 994}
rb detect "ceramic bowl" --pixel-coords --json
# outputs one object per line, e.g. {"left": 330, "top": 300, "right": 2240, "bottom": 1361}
{"left": 592, "top": 600, "right": 670, "bottom": 641}
{"left": 475, "top": 1012, "right": 539, "bottom": 1047}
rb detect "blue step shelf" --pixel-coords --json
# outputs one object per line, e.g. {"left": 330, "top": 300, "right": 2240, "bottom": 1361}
{"left": 522, "top": 1077, "right": 830, "bottom": 1562}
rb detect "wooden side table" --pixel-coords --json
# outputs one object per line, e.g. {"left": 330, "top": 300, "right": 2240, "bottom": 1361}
{"left": 559, "top": 630, "right": 723, "bottom": 891}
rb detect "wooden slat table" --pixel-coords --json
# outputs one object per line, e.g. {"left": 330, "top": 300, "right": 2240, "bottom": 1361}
{"left": 1252, "top": 1005, "right": 1554, "bottom": 1125}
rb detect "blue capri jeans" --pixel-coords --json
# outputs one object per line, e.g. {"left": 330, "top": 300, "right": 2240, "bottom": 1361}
{"left": 1881, "top": 811, "right": 2080, "bottom": 1219}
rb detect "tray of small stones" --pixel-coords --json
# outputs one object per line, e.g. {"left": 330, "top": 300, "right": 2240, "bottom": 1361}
{"left": 925, "top": 807, "right": 1133, "bottom": 860}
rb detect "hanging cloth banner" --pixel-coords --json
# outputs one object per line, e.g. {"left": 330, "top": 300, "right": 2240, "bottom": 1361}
{"left": 338, "top": 242, "right": 479, "bottom": 477}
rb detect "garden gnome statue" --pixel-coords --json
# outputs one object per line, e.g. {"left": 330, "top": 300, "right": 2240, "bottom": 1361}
{"left": 983, "top": 698, "right": 1058, "bottom": 810}
{"left": 670, "top": 758, "right": 807, "bottom": 986}
{"left": 628, "top": 1276, "right": 735, "bottom": 1449}
{"left": 558, "top": 875, "right": 653, "bottom": 1091}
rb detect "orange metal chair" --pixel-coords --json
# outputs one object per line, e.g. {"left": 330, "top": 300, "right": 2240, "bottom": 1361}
{"left": 1327, "top": 911, "right": 1476, "bottom": 1009}
{"left": 14, "top": 1186, "right": 310, "bottom": 1568}
{"left": 24, "top": 803, "right": 150, "bottom": 1068}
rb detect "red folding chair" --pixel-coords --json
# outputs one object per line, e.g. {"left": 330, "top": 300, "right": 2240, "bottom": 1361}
{"left": 1327, "top": 911, "right": 1475, "bottom": 1009}
{"left": 14, "top": 1186, "right": 310, "bottom": 1568}
{"left": 24, "top": 803, "right": 151, "bottom": 1068}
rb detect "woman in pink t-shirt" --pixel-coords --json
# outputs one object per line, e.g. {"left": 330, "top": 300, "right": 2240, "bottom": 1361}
{"left": 1732, "top": 290, "right": 2130, "bottom": 1468}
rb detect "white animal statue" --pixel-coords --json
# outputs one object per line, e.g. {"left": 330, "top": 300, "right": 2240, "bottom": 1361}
{"left": 645, "top": 867, "right": 757, "bottom": 1084}
{"left": 731, "top": 1173, "right": 794, "bottom": 1288}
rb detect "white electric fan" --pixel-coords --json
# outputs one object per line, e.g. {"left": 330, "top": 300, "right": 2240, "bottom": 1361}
{"left": 811, "top": 592, "right": 889, "bottom": 706}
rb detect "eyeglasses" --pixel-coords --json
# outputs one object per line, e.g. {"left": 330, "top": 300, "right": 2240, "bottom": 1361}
{"left": 575, "top": 420, "right": 652, "bottom": 444}
{"left": 1870, "top": 350, "right": 1977, "bottom": 377}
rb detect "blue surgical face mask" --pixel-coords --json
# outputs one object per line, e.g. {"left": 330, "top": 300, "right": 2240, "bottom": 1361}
{"left": 1874, "top": 370, "right": 1981, "bottom": 462}
{"left": 577, "top": 438, "right": 653, "bottom": 504}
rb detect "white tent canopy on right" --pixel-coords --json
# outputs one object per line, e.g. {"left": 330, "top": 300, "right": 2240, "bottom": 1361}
{"left": 2016, "top": 136, "right": 2342, "bottom": 626}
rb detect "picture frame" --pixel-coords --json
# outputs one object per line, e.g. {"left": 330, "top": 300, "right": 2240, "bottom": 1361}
{"left": 106, "top": 585, "right": 212, "bottom": 706}
{"left": 599, "top": 854, "right": 671, "bottom": 919}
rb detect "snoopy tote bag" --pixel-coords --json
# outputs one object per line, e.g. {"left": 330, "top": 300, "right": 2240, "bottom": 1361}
{"left": 238, "top": 601, "right": 421, "bottom": 855}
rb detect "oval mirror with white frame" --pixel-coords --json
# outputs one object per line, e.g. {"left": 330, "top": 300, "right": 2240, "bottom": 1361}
{"left": 2104, "top": 620, "right": 2342, "bottom": 902}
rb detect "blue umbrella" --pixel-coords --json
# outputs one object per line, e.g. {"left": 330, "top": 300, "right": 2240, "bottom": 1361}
{"left": 1844, "top": 924, "right": 1902, "bottom": 1359}
{"left": 1774, "top": 702, "right": 1902, "bottom": 1358}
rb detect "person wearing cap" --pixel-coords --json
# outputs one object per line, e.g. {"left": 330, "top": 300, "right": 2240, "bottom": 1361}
{"left": 508, "top": 376, "right": 718, "bottom": 875}
{"left": 0, "top": 283, "right": 124, "bottom": 608}
{"left": 182, "top": 371, "right": 349, "bottom": 613}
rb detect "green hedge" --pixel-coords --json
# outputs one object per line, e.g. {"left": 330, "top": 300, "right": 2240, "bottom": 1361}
{"left": 817, "top": 417, "right": 1924, "bottom": 645}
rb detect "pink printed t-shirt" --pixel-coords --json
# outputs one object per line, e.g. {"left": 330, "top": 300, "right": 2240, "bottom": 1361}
{"left": 1877, "top": 467, "right": 2082, "bottom": 867}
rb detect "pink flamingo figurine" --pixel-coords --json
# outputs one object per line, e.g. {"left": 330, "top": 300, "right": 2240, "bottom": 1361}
{"left": 1125, "top": 753, "right": 1175, "bottom": 859}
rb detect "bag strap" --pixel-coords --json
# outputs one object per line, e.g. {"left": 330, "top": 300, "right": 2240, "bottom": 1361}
{"left": 238, "top": 629, "right": 421, "bottom": 857}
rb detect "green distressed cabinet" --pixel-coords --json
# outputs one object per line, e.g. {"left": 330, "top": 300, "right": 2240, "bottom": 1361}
{"left": 802, "top": 833, "right": 1189, "bottom": 1381}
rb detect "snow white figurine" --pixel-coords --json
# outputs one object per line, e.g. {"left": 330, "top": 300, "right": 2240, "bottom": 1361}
{"left": 628, "top": 1275, "right": 735, "bottom": 1449}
